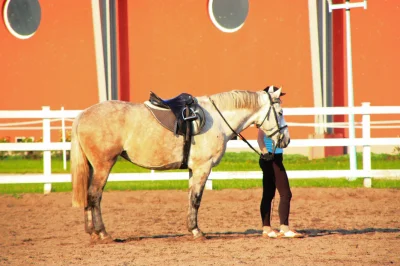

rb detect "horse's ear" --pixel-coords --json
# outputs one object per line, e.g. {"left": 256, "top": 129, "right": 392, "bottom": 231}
{"left": 268, "top": 86, "right": 274, "bottom": 93}
{"left": 273, "top": 87, "right": 282, "bottom": 98}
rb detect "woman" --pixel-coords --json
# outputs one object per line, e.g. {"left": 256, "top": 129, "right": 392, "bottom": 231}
{"left": 257, "top": 87, "right": 303, "bottom": 238}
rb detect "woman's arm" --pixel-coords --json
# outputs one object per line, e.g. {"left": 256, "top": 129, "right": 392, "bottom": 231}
{"left": 257, "top": 129, "right": 268, "bottom": 154}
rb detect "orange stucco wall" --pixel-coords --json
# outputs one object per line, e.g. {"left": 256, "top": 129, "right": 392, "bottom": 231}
{"left": 0, "top": 0, "right": 399, "bottom": 143}
{"left": 0, "top": 0, "right": 98, "bottom": 142}
{"left": 124, "top": 1, "right": 315, "bottom": 140}
{"left": 126, "top": 1, "right": 312, "bottom": 100}
{"left": 0, "top": 0, "right": 98, "bottom": 110}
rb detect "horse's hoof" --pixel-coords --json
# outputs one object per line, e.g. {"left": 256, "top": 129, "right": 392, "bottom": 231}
{"left": 90, "top": 232, "right": 113, "bottom": 244}
{"left": 90, "top": 233, "right": 100, "bottom": 242}
{"left": 98, "top": 236, "right": 114, "bottom": 244}
{"left": 192, "top": 229, "right": 206, "bottom": 240}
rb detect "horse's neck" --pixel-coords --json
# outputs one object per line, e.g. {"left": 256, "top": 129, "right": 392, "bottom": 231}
{"left": 198, "top": 96, "right": 258, "bottom": 137}
{"left": 218, "top": 109, "right": 256, "bottom": 135}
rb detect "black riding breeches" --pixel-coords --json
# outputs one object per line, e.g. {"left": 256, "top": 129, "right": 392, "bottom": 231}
{"left": 259, "top": 153, "right": 292, "bottom": 226}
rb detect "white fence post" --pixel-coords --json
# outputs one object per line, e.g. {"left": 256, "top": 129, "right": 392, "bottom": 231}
{"left": 206, "top": 170, "right": 213, "bottom": 190}
{"left": 61, "top": 107, "right": 67, "bottom": 170}
{"left": 42, "top": 106, "right": 52, "bottom": 194}
{"left": 362, "top": 102, "right": 372, "bottom": 188}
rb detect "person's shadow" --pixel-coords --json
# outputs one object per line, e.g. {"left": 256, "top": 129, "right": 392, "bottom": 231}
{"left": 111, "top": 227, "right": 400, "bottom": 242}
{"left": 296, "top": 227, "right": 400, "bottom": 237}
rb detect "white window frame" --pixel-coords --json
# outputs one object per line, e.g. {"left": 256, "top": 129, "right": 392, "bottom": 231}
{"left": 208, "top": 0, "right": 248, "bottom": 33}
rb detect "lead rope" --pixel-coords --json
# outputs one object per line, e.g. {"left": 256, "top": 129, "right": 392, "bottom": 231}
{"left": 270, "top": 197, "right": 275, "bottom": 231}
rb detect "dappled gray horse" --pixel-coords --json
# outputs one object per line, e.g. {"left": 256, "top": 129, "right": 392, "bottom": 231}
{"left": 71, "top": 87, "right": 290, "bottom": 242}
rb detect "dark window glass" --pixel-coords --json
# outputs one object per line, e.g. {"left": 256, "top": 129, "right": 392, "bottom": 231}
{"left": 208, "top": 0, "right": 249, "bottom": 33}
{"left": 4, "top": 0, "right": 41, "bottom": 39}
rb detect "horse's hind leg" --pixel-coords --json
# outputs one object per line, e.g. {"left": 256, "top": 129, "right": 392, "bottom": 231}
{"left": 187, "top": 165, "right": 212, "bottom": 239}
{"left": 84, "top": 165, "right": 94, "bottom": 235}
{"left": 87, "top": 159, "right": 116, "bottom": 242}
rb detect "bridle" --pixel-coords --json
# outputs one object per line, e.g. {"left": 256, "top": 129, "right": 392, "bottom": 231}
{"left": 209, "top": 92, "right": 288, "bottom": 156}
{"left": 256, "top": 92, "right": 288, "bottom": 152}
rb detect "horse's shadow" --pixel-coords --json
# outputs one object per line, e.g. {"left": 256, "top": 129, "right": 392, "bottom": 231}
{"left": 113, "top": 228, "right": 400, "bottom": 242}
{"left": 113, "top": 234, "right": 187, "bottom": 243}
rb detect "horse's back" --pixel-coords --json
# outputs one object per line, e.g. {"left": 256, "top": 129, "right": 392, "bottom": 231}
{"left": 75, "top": 101, "right": 142, "bottom": 161}
{"left": 76, "top": 100, "right": 185, "bottom": 169}
{"left": 77, "top": 100, "right": 140, "bottom": 138}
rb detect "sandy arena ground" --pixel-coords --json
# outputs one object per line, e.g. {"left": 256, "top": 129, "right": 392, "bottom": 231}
{"left": 1, "top": 187, "right": 399, "bottom": 265}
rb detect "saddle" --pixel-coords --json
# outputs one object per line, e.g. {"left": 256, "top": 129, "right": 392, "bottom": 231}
{"left": 147, "top": 91, "right": 206, "bottom": 136}
{"left": 145, "top": 91, "right": 206, "bottom": 169}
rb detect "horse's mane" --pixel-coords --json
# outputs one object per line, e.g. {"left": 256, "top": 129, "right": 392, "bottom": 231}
{"left": 209, "top": 90, "right": 266, "bottom": 110}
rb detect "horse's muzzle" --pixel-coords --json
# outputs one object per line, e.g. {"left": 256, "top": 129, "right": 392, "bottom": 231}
{"left": 277, "top": 137, "right": 290, "bottom": 149}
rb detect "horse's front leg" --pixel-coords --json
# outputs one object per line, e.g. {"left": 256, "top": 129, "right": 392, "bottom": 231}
{"left": 187, "top": 166, "right": 211, "bottom": 239}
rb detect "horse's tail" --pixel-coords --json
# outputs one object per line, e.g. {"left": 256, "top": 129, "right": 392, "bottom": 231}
{"left": 71, "top": 115, "right": 89, "bottom": 208}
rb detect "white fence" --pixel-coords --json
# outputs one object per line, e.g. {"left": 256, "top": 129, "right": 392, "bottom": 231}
{"left": 1, "top": 103, "right": 400, "bottom": 191}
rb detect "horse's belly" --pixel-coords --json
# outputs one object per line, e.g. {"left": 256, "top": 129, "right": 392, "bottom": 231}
{"left": 122, "top": 109, "right": 186, "bottom": 170}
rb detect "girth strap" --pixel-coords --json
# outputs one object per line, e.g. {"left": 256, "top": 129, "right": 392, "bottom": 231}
{"left": 180, "top": 104, "right": 192, "bottom": 169}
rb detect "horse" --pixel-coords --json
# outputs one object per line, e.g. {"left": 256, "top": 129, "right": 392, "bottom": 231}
{"left": 71, "top": 87, "right": 290, "bottom": 242}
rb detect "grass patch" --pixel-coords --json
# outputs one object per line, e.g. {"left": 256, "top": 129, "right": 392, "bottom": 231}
{"left": 1, "top": 152, "right": 399, "bottom": 173}
{"left": 0, "top": 152, "right": 399, "bottom": 194}
{"left": 369, "top": 179, "right": 400, "bottom": 189}
{"left": 104, "top": 180, "right": 189, "bottom": 191}
{"left": 213, "top": 178, "right": 400, "bottom": 189}
{"left": 1, "top": 178, "right": 398, "bottom": 195}
{"left": 289, "top": 178, "right": 364, "bottom": 188}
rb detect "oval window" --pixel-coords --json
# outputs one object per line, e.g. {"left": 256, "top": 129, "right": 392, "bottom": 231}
{"left": 3, "top": 0, "right": 41, "bottom": 39}
{"left": 208, "top": 0, "right": 249, "bottom": 33}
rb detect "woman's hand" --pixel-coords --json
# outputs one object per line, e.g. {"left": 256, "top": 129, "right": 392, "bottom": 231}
{"left": 260, "top": 153, "right": 274, "bottom": 161}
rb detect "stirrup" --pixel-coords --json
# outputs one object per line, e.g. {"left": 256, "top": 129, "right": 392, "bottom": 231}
{"left": 182, "top": 107, "right": 197, "bottom": 120}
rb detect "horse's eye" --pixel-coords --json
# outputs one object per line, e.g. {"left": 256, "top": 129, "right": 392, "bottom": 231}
{"left": 279, "top": 110, "right": 283, "bottom": 116}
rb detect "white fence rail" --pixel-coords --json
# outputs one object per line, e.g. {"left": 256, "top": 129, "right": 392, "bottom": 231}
{"left": 1, "top": 104, "right": 400, "bottom": 191}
